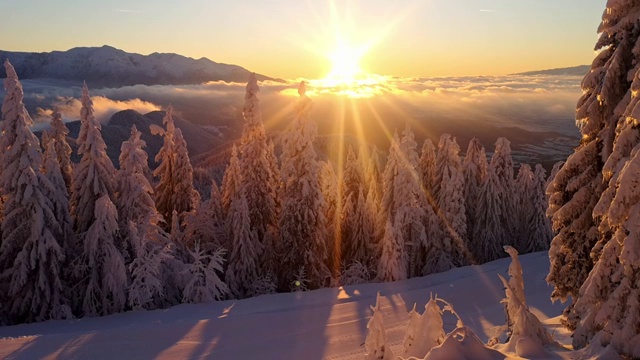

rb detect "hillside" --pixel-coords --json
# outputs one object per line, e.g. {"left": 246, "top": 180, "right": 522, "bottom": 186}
{"left": 513, "top": 65, "right": 590, "bottom": 76}
{"left": 0, "top": 252, "right": 585, "bottom": 359}
{"left": 0, "top": 46, "right": 279, "bottom": 88}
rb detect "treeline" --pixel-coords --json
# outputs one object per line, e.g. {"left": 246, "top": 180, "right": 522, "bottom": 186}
{"left": 0, "top": 60, "right": 552, "bottom": 326}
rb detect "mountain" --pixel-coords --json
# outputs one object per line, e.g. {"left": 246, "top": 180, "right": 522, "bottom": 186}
{"left": 0, "top": 45, "right": 279, "bottom": 88}
{"left": 514, "top": 65, "right": 590, "bottom": 76}
{"left": 57, "top": 109, "right": 221, "bottom": 168}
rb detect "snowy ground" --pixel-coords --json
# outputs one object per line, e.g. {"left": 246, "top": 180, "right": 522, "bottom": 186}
{"left": 0, "top": 252, "right": 582, "bottom": 359}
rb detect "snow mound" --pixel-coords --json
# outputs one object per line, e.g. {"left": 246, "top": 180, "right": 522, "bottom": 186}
{"left": 422, "top": 326, "right": 505, "bottom": 360}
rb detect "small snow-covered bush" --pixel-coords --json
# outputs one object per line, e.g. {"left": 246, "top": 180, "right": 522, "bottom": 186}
{"left": 339, "top": 261, "right": 371, "bottom": 286}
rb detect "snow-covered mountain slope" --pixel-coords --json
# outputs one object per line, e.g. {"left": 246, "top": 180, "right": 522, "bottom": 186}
{"left": 0, "top": 46, "right": 279, "bottom": 88}
{"left": 0, "top": 252, "right": 576, "bottom": 360}
{"left": 514, "top": 65, "right": 590, "bottom": 76}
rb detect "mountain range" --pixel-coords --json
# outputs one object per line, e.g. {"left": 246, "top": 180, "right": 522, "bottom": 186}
{"left": 0, "top": 45, "right": 278, "bottom": 88}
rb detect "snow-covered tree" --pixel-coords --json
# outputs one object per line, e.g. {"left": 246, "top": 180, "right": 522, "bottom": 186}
{"left": 117, "top": 125, "right": 167, "bottom": 259}
{"left": 47, "top": 108, "right": 73, "bottom": 193}
{"left": 70, "top": 83, "right": 116, "bottom": 234}
{"left": 238, "top": 73, "right": 278, "bottom": 259}
{"left": 153, "top": 106, "right": 177, "bottom": 228}
{"left": 472, "top": 164, "right": 506, "bottom": 264}
{"left": 514, "top": 164, "right": 535, "bottom": 253}
{"left": 320, "top": 160, "right": 340, "bottom": 276}
{"left": 402, "top": 296, "right": 446, "bottom": 359}
{"left": 183, "top": 180, "right": 227, "bottom": 251}
{"left": 547, "top": 0, "right": 640, "bottom": 312}
{"left": 221, "top": 145, "right": 243, "bottom": 213}
{"left": 490, "top": 137, "right": 517, "bottom": 245}
{"left": 345, "top": 188, "right": 376, "bottom": 269}
{"left": 77, "top": 196, "right": 127, "bottom": 317}
{"left": 0, "top": 60, "right": 70, "bottom": 323}
{"left": 435, "top": 135, "right": 468, "bottom": 266}
{"left": 172, "top": 128, "right": 199, "bottom": 221}
{"left": 278, "top": 82, "right": 330, "bottom": 289}
{"left": 462, "top": 138, "right": 488, "bottom": 247}
{"left": 524, "top": 165, "right": 553, "bottom": 253}
{"left": 364, "top": 293, "right": 395, "bottom": 360}
{"left": 225, "top": 190, "right": 261, "bottom": 299}
{"left": 127, "top": 222, "right": 171, "bottom": 310}
{"left": 377, "top": 218, "right": 406, "bottom": 282}
{"left": 419, "top": 138, "right": 437, "bottom": 198}
{"left": 182, "top": 243, "right": 228, "bottom": 303}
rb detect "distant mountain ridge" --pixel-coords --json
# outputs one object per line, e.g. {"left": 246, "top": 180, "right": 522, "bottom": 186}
{"left": 514, "top": 65, "right": 590, "bottom": 76}
{"left": 0, "top": 45, "right": 279, "bottom": 88}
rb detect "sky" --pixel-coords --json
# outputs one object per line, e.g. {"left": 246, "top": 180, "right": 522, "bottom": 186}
{"left": 0, "top": 0, "right": 605, "bottom": 79}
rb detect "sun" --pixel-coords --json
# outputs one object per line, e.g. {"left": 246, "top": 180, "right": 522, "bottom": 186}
{"left": 324, "top": 42, "right": 367, "bottom": 85}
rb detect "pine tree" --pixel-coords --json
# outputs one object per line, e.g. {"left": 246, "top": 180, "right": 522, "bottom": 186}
{"left": 490, "top": 137, "right": 517, "bottom": 246}
{"left": 153, "top": 106, "right": 177, "bottom": 229}
{"left": 225, "top": 190, "right": 261, "bottom": 299}
{"left": 48, "top": 108, "right": 73, "bottom": 193}
{"left": 514, "top": 163, "right": 535, "bottom": 253}
{"left": 117, "top": 125, "right": 167, "bottom": 260}
{"left": 463, "top": 138, "right": 487, "bottom": 250}
{"left": 364, "top": 293, "right": 395, "bottom": 360}
{"left": 172, "top": 127, "right": 199, "bottom": 223}
{"left": 347, "top": 188, "right": 375, "bottom": 268}
{"left": 435, "top": 135, "right": 468, "bottom": 266}
{"left": 238, "top": 73, "right": 278, "bottom": 260}
{"left": 221, "top": 145, "right": 243, "bottom": 214}
{"left": 183, "top": 181, "right": 228, "bottom": 251}
{"left": 42, "top": 141, "right": 74, "bottom": 262}
{"left": 278, "top": 82, "right": 330, "bottom": 289}
{"left": 182, "top": 243, "right": 228, "bottom": 303}
{"left": 77, "top": 196, "right": 127, "bottom": 317}
{"left": 473, "top": 164, "right": 506, "bottom": 264}
{"left": 0, "top": 60, "right": 70, "bottom": 323}
{"left": 418, "top": 138, "right": 437, "bottom": 198}
{"left": 70, "top": 83, "right": 116, "bottom": 234}
{"left": 377, "top": 219, "right": 406, "bottom": 282}
{"left": 546, "top": 0, "right": 640, "bottom": 311}
{"left": 524, "top": 165, "right": 552, "bottom": 253}
{"left": 320, "top": 160, "right": 340, "bottom": 275}
{"left": 396, "top": 125, "right": 427, "bottom": 277}
{"left": 127, "top": 221, "right": 170, "bottom": 310}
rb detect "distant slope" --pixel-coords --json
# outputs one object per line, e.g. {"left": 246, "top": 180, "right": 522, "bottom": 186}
{"left": 514, "top": 65, "right": 590, "bottom": 76}
{"left": 0, "top": 46, "right": 280, "bottom": 88}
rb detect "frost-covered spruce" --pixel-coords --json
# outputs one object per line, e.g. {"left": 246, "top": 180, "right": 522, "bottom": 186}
{"left": 364, "top": 293, "right": 394, "bottom": 360}
{"left": 153, "top": 106, "right": 177, "bottom": 228}
{"left": 347, "top": 188, "right": 376, "bottom": 269}
{"left": 490, "top": 137, "right": 517, "bottom": 245}
{"left": 462, "top": 138, "right": 488, "bottom": 248}
{"left": 182, "top": 243, "right": 228, "bottom": 303}
{"left": 377, "top": 218, "right": 407, "bottom": 282}
{"left": 524, "top": 165, "right": 552, "bottom": 253}
{"left": 48, "top": 108, "right": 73, "bottom": 194}
{"left": 77, "top": 196, "right": 127, "bottom": 317}
{"left": 70, "top": 83, "right": 116, "bottom": 234}
{"left": 127, "top": 222, "right": 170, "bottom": 310}
{"left": 435, "top": 135, "right": 468, "bottom": 266}
{"left": 225, "top": 190, "right": 261, "bottom": 299}
{"left": 419, "top": 138, "right": 437, "bottom": 198}
{"left": 0, "top": 60, "right": 71, "bottom": 323}
{"left": 472, "top": 164, "right": 506, "bottom": 264}
{"left": 402, "top": 296, "right": 445, "bottom": 358}
{"left": 183, "top": 180, "right": 228, "bottom": 251}
{"left": 340, "top": 145, "right": 366, "bottom": 265}
{"left": 514, "top": 163, "right": 535, "bottom": 253}
{"left": 238, "top": 73, "right": 278, "bottom": 255}
{"left": 117, "top": 125, "right": 167, "bottom": 260}
{"left": 572, "top": 135, "right": 640, "bottom": 356}
{"left": 547, "top": 0, "right": 640, "bottom": 310}
{"left": 278, "top": 82, "right": 330, "bottom": 290}
{"left": 320, "top": 160, "right": 340, "bottom": 275}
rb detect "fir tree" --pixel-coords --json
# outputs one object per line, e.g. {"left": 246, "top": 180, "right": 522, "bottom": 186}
{"left": 70, "top": 82, "right": 116, "bottom": 234}
{"left": 278, "top": 82, "right": 330, "bottom": 289}
{"left": 48, "top": 108, "right": 73, "bottom": 193}
{"left": 238, "top": 73, "right": 278, "bottom": 261}
{"left": 524, "top": 164, "right": 552, "bottom": 253}
{"left": 473, "top": 164, "right": 506, "bottom": 264}
{"left": 182, "top": 243, "right": 228, "bottom": 303}
{"left": 462, "top": 138, "right": 487, "bottom": 249}
{"left": 0, "top": 60, "right": 70, "bottom": 323}
{"left": 490, "top": 137, "right": 517, "bottom": 246}
{"left": 418, "top": 138, "right": 437, "bottom": 198}
{"left": 225, "top": 190, "right": 261, "bottom": 299}
{"left": 77, "top": 196, "right": 127, "bottom": 317}
{"left": 514, "top": 163, "right": 535, "bottom": 253}
{"left": 153, "top": 106, "right": 177, "bottom": 229}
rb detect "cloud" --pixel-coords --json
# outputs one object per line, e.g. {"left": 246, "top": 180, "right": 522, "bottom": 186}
{"left": 34, "top": 96, "right": 160, "bottom": 124}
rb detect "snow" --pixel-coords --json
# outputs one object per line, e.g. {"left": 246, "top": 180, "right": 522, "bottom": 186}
{"left": 0, "top": 252, "right": 570, "bottom": 359}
